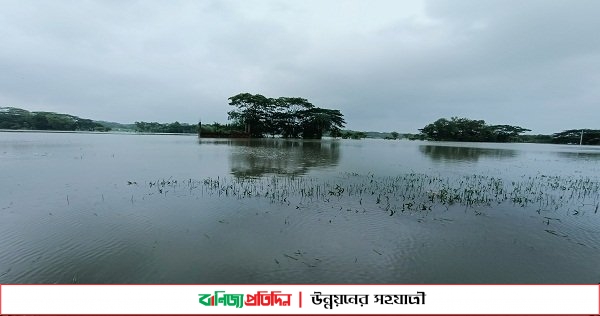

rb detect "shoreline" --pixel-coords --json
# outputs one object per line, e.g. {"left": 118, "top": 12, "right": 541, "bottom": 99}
{"left": 0, "top": 129, "right": 197, "bottom": 136}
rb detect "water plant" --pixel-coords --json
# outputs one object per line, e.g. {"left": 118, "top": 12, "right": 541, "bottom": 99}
{"left": 140, "top": 172, "right": 600, "bottom": 219}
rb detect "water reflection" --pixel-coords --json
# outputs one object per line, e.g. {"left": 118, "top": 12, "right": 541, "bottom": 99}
{"left": 555, "top": 151, "right": 600, "bottom": 161}
{"left": 419, "top": 144, "right": 517, "bottom": 162}
{"left": 3, "top": 133, "right": 600, "bottom": 284}
{"left": 200, "top": 138, "right": 340, "bottom": 177}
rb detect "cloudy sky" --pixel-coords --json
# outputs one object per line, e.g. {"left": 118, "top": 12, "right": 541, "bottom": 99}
{"left": 1, "top": 0, "right": 599, "bottom": 133}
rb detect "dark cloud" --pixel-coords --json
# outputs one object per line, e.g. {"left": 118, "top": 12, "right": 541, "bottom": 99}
{"left": 0, "top": 0, "right": 598, "bottom": 133}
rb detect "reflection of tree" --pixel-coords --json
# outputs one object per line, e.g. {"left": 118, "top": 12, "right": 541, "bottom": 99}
{"left": 555, "top": 151, "right": 600, "bottom": 161}
{"left": 419, "top": 145, "right": 517, "bottom": 162}
{"left": 201, "top": 139, "right": 340, "bottom": 177}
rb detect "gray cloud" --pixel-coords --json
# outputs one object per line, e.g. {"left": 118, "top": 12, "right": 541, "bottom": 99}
{"left": 0, "top": 0, "right": 598, "bottom": 133}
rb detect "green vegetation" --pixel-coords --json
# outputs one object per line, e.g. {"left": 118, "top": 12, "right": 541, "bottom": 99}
{"left": 226, "top": 93, "right": 345, "bottom": 139}
{"left": 95, "top": 120, "right": 135, "bottom": 131}
{"left": 198, "top": 122, "right": 249, "bottom": 137}
{"left": 419, "top": 117, "right": 531, "bottom": 142}
{"left": 3, "top": 105, "right": 597, "bottom": 144}
{"left": 134, "top": 121, "right": 198, "bottom": 133}
{"left": 0, "top": 107, "right": 110, "bottom": 131}
{"left": 418, "top": 117, "right": 600, "bottom": 145}
{"left": 403, "top": 133, "right": 425, "bottom": 140}
{"left": 146, "top": 172, "right": 599, "bottom": 222}
{"left": 551, "top": 129, "right": 600, "bottom": 145}
{"left": 340, "top": 130, "right": 367, "bottom": 139}
{"left": 520, "top": 134, "right": 553, "bottom": 144}
{"left": 332, "top": 131, "right": 390, "bottom": 139}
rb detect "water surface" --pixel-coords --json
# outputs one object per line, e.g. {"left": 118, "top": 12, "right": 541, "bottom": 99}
{"left": 1, "top": 132, "right": 599, "bottom": 283}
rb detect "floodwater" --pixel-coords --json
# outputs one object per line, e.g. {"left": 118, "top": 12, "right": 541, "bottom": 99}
{"left": 1, "top": 132, "right": 599, "bottom": 284}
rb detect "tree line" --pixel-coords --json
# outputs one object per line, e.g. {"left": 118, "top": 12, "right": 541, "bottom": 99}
{"left": 0, "top": 107, "right": 110, "bottom": 131}
{"left": 419, "top": 117, "right": 530, "bottom": 142}
{"left": 418, "top": 117, "right": 599, "bottom": 145}
{"left": 134, "top": 121, "right": 197, "bottom": 133}
{"left": 551, "top": 129, "right": 600, "bottom": 145}
{"left": 4, "top": 105, "right": 596, "bottom": 144}
{"left": 226, "top": 93, "right": 345, "bottom": 139}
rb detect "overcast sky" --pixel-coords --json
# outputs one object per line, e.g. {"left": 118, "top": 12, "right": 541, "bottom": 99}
{"left": 1, "top": 0, "right": 599, "bottom": 133}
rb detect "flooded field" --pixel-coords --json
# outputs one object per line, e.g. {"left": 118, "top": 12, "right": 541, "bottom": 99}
{"left": 1, "top": 132, "right": 599, "bottom": 283}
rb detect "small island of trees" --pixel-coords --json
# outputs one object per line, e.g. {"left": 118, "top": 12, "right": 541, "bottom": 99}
{"left": 418, "top": 117, "right": 531, "bottom": 142}
{"left": 222, "top": 93, "right": 346, "bottom": 139}
{"left": 418, "top": 117, "right": 600, "bottom": 145}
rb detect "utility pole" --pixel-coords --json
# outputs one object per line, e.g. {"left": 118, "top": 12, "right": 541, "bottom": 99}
{"left": 580, "top": 129, "right": 584, "bottom": 146}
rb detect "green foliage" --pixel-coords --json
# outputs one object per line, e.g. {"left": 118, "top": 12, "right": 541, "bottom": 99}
{"left": 552, "top": 129, "right": 600, "bottom": 145}
{"left": 329, "top": 127, "right": 343, "bottom": 138}
{"left": 341, "top": 130, "right": 367, "bottom": 139}
{"left": 419, "top": 117, "right": 530, "bottom": 142}
{"left": 95, "top": 121, "right": 136, "bottom": 131}
{"left": 199, "top": 122, "right": 246, "bottom": 137}
{"left": 0, "top": 107, "right": 110, "bottom": 131}
{"left": 227, "top": 93, "right": 346, "bottom": 139}
{"left": 520, "top": 134, "right": 553, "bottom": 143}
{"left": 227, "top": 93, "right": 273, "bottom": 137}
{"left": 134, "top": 121, "right": 198, "bottom": 133}
{"left": 400, "top": 133, "right": 425, "bottom": 140}
{"left": 488, "top": 125, "right": 532, "bottom": 142}
{"left": 273, "top": 97, "right": 315, "bottom": 138}
{"left": 299, "top": 107, "right": 346, "bottom": 139}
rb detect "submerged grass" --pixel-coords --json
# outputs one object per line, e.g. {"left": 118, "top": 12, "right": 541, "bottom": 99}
{"left": 144, "top": 172, "right": 600, "bottom": 217}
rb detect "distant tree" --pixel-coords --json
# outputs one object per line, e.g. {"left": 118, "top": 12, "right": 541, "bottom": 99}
{"left": 552, "top": 129, "right": 600, "bottom": 145}
{"left": 520, "top": 134, "right": 553, "bottom": 143}
{"left": 74, "top": 118, "right": 96, "bottom": 131}
{"left": 352, "top": 131, "right": 367, "bottom": 139}
{"left": 341, "top": 130, "right": 367, "bottom": 139}
{"left": 0, "top": 107, "right": 110, "bottom": 131}
{"left": 390, "top": 131, "right": 400, "bottom": 140}
{"left": 166, "top": 121, "right": 183, "bottom": 133}
{"left": 134, "top": 121, "right": 196, "bottom": 133}
{"left": 488, "top": 125, "right": 531, "bottom": 142}
{"left": 401, "top": 133, "right": 424, "bottom": 140}
{"left": 419, "top": 117, "right": 530, "bottom": 142}
{"left": 211, "top": 122, "right": 224, "bottom": 134}
{"left": 31, "top": 113, "right": 50, "bottom": 130}
{"left": 0, "top": 107, "right": 32, "bottom": 129}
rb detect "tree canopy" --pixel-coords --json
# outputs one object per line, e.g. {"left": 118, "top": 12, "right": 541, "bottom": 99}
{"left": 134, "top": 121, "right": 198, "bottom": 133}
{"left": 551, "top": 129, "right": 600, "bottom": 145}
{"left": 419, "top": 117, "right": 531, "bottom": 142}
{"left": 0, "top": 107, "right": 110, "bottom": 131}
{"left": 227, "top": 93, "right": 345, "bottom": 139}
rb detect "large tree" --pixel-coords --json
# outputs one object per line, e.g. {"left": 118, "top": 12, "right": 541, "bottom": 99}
{"left": 227, "top": 93, "right": 274, "bottom": 138}
{"left": 226, "top": 93, "right": 345, "bottom": 139}
{"left": 274, "top": 97, "right": 314, "bottom": 138}
{"left": 299, "top": 107, "right": 346, "bottom": 139}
